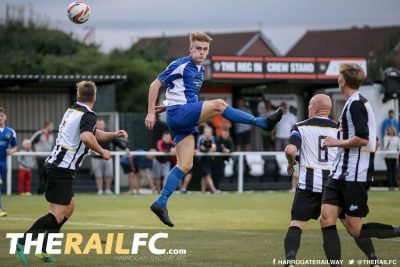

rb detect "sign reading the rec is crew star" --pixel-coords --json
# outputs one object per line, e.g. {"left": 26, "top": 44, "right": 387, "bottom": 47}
{"left": 209, "top": 56, "right": 367, "bottom": 80}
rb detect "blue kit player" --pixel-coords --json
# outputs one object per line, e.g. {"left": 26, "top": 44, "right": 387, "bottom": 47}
{"left": 145, "top": 32, "right": 283, "bottom": 227}
{"left": 0, "top": 107, "right": 18, "bottom": 217}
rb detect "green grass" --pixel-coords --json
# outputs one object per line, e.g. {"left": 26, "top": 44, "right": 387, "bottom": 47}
{"left": 1, "top": 191, "right": 399, "bottom": 266}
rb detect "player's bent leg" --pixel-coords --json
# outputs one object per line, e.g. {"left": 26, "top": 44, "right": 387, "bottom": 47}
{"left": 359, "top": 222, "right": 400, "bottom": 239}
{"left": 151, "top": 135, "right": 195, "bottom": 227}
{"left": 284, "top": 220, "right": 306, "bottom": 266}
{"left": 198, "top": 99, "right": 228, "bottom": 123}
{"left": 50, "top": 203, "right": 69, "bottom": 224}
{"left": 39, "top": 200, "right": 74, "bottom": 262}
{"left": 340, "top": 219, "right": 379, "bottom": 262}
{"left": 343, "top": 215, "right": 363, "bottom": 238}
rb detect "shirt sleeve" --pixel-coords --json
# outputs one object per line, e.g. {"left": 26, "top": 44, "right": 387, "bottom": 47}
{"left": 288, "top": 125, "right": 301, "bottom": 149}
{"left": 80, "top": 112, "right": 97, "bottom": 134}
{"left": 157, "top": 60, "right": 183, "bottom": 86}
{"left": 9, "top": 129, "right": 17, "bottom": 148}
{"left": 349, "top": 101, "right": 369, "bottom": 140}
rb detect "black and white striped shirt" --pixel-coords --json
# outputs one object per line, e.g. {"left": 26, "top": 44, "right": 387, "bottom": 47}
{"left": 289, "top": 117, "right": 338, "bottom": 193}
{"left": 331, "top": 92, "right": 376, "bottom": 182}
{"left": 46, "top": 102, "right": 97, "bottom": 171}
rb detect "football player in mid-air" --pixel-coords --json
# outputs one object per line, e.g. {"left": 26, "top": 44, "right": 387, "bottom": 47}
{"left": 145, "top": 31, "right": 283, "bottom": 227}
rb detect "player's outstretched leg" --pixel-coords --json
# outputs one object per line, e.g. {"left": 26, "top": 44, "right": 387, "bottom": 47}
{"left": 221, "top": 105, "right": 283, "bottom": 131}
{"left": 359, "top": 222, "right": 400, "bottom": 239}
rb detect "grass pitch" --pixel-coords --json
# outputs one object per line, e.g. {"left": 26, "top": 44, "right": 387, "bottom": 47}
{"left": 1, "top": 191, "right": 399, "bottom": 266}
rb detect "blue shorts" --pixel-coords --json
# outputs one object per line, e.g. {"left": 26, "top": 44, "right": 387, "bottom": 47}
{"left": 0, "top": 161, "right": 6, "bottom": 181}
{"left": 166, "top": 102, "right": 203, "bottom": 144}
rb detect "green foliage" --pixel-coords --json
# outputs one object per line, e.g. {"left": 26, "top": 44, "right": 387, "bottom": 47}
{"left": 368, "top": 29, "right": 400, "bottom": 80}
{"left": 0, "top": 4, "right": 169, "bottom": 112}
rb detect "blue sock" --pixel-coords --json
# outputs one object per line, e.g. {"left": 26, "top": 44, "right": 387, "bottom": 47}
{"left": 222, "top": 106, "right": 267, "bottom": 129}
{"left": 0, "top": 183, "right": 3, "bottom": 210}
{"left": 156, "top": 166, "right": 186, "bottom": 208}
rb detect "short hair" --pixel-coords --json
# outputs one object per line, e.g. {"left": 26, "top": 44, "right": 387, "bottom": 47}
{"left": 22, "top": 139, "right": 31, "bottom": 146}
{"left": 43, "top": 121, "right": 51, "bottom": 128}
{"left": 339, "top": 63, "right": 365, "bottom": 89}
{"left": 190, "top": 32, "right": 212, "bottom": 44}
{"left": 0, "top": 107, "right": 5, "bottom": 114}
{"left": 76, "top": 81, "right": 96, "bottom": 102}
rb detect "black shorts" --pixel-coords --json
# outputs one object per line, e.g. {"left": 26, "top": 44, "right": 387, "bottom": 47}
{"left": 291, "top": 189, "right": 322, "bottom": 221}
{"left": 121, "top": 162, "right": 133, "bottom": 174}
{"left": 44, "top": 163, "right": 75, "bottom": 205}
{"left": 236, "top": 130, "right": 251, "bottom": 146}
{"left": 200, "top": 160, "right": 212, "bottom": 176}
{"left": 322, "top": 178, "right": 369, "bottom": 218}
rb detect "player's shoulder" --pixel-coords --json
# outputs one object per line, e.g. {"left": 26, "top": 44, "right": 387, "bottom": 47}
{"left": 71, "top": 102, "right": 96, "bottom": 115}
{"left": 297, "top": 117, "right": 337, "bottom": 128}
{"left": 5, "top": 127, "right": 16, "bottom": 136}
{"left": 170, "top": 56, "right": 192, "bottom": 67}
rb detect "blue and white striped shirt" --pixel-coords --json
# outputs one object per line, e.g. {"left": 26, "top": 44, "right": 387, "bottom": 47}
{"left": 158, "top": 56, "right": 204, "bottom": 106}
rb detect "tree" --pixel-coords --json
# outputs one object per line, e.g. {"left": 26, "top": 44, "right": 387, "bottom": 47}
{"left": 0, "top": 4, "right": 169, "bottom": 112}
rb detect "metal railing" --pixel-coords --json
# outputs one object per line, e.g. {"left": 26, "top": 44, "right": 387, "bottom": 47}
{"left": 5, "top": 150, "right": 399, "bottom": 196}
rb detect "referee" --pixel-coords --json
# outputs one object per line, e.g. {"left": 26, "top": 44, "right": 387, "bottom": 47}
{"left": 16, "top": 81, "right": 128, "bottom": 265}
{"left": 321, "top": 63, "right": 400, "bottom": 265}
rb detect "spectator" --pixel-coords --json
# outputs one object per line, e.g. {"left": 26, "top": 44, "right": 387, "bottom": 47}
{"left": 234, "top": 99, "right": 253, "bottom": 151}
{"left": 120, "top": 148, "right": 137, "bottom": 194}
{"left": 258, "top": 99, "right": 276, "bottom": 151}
{"left": 30, "top": 121, "right": 54, "bottom": 195}
{"left": 198, "top": 126, "right": 218, "bottom": 193}
{"left": 153, "top": 132, "right": 175, "bottom": 188}
{"left": 273, "top": 102, "right": 297, "bottom": 151}
{"left": 17, "top": 139, "right": 35, "bottom": 196}
{"left": 214, "top": 128, "right": 235, "bottom": 189}
{"left": 91, "top": 119, "right": 126, "bottom": 195}
{"left": 179, "top": 172, "right": 193, "bottom": 193}
{"left": 381, "top": 109, "right": 399, "bottom": 143}
{"left": 210, "top": 114, "right": 231, "bottom": 137}
{"left": 0, "top": 107, "right": 18, "bottom": 217}
{"left": 383, "top": 126, "right": 400, "bottom": 190}
{"left": 134, "top": 148, "right": 156, "bottom": 194}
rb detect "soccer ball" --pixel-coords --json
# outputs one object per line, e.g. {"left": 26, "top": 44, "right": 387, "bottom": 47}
{"left": 67, "top": 1, "right": 90, "bottom": 24}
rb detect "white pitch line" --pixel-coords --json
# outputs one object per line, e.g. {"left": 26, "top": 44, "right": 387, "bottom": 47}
{"left": 2, "top": 217, "right": 274, "bottom": 236}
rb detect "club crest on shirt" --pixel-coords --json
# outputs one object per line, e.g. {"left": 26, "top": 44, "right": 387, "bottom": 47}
{"left": 193, "top": 78, "right": 202, "bottom": 89}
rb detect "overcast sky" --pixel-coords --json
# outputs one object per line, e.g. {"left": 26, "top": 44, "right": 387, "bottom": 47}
{"left": 2, "top": 0, "right": 400, "bottom": 54}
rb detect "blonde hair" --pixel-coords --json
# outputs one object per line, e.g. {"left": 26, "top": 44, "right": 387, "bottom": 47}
{"left": 339, "top": 63, "right": 365, "bottom": 89}
{"left": 22, "top": 139, "right": 31, "bottom": 147}
{"left": 76, "top": 81, "right": 96, "bottom": 102}
{"left": 190, "top": 32, "right": 212, "bottom": 44}
{"left": 386, "top": 125, "right": 396, "bottom": 136}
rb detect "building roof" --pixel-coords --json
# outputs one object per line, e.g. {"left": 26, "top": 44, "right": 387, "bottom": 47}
{"left": 134, "top": 31, "right": 279, "bottom": 59}
{"left": 287, "top": 25, "right": 400, "bottom": 57}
